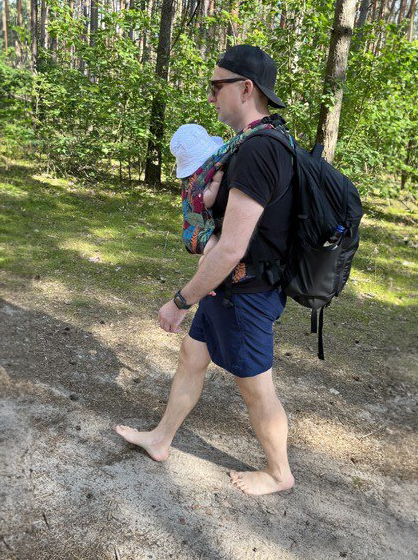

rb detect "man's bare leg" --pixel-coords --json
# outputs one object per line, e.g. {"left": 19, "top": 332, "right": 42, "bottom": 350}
{"left": 115, "top": 335, "right": 211, "bottom": 461}
{"left": 229, "top": 368, "right": 294, "bottom": 495}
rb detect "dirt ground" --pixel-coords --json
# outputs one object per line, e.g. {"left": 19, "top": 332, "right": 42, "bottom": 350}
{"left": 1, "top": 274, "right": 417, "bottom": 560}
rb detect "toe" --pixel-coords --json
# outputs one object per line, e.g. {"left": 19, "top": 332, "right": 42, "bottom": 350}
{"left": 233, "top": 479, "right": 245, "bottom": 490}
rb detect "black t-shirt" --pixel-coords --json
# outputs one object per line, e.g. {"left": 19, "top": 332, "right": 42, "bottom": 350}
{"left": 212, "top": 134, "right": 294, "bottom": 292}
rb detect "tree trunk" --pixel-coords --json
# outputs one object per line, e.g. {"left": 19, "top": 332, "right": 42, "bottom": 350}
{"left": 371, "top": 0, "right": 378, "bottom": 20}
{"left": 316, "top": 0, "right": 357, "bottom": 163}
{"left": 129, "top": 0, "right": 136, "bottom": 42}
{"left": 388, "top": 0, "right": 397, "bottom": 21}
{"left": 197, "top": 0, "right": 208, "bottom": 56}
{"left": 401, "top": 0, "right": 417, "bottom": 188}
{"left": 401, "top": 139, "right": 415, "bottom": 189}
{"left": 1, "top": 5, "right": 7, "bottom": 53}
{"left": 406, "top": 0, "right": 416, "bottom": 40}
{"left": 355, "top": 0, "right": 370, "bottom": 27}
{"left": 188, "top": 0, "right": 196, "bottom": 20}
{"left": 374, "top": 0, "right": 388, "bottom": 54}
{"left": 31, "top": 0, "right": 38, "bottom": 70}
{"left": 144, "top": 0, "right": 174, "bottom": 186}
{"left": 90, "top": 0, "right": 98, "bottom": 46}
{"left": 207, "top": 0, "right": 216, "bottom": 51}
{"left": 40, "top": 0, "right": 46, "bottom": 49}
{"left": 279, "top": 10, "right": 286, "bottom": 29}
{"left": 49, "top": 3, "right": 57, "bottom": 58}
{"left": 141, "top": 0, "right": 151, "bottom": 64}
{"left": 353, "top": 0, "right": 369, "bottom": 51}
{"left": 3, "top": 0, "right": 10, "bottom": 52}
{"left": 377, "top": 0, "right": 387, "bottom": 20}
{"left": 17, "top": 0, "right": 22, "bottom": 25}
{"left": 79, "top": 0, "right": 89, "bottom": 73}
{"left": 149, "top": 0, "right": 158, "bottom": 64}
{"left": 118, "top": 0, "right": 125, "bottom": 37}
{"left": 226, "top": 0, "right": 238, "bottom": 48}
{"left": 398, "top": 0, "right": 407, "bottom": 22}
{"left": 68, "top": 0, "right": 74, "bottom": 67}
{"left": 15, "top": 0, "right": 23, "bottom": 59}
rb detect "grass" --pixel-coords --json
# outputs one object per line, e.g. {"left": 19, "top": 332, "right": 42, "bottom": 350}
{"left": 0, "top": 159, "right": 200, "bottom": 303}
{"left": 0, "top": 156, "right": 417, "bottom": 355}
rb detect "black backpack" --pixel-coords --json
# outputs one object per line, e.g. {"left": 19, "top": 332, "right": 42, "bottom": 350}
{"left": 226, "top": 125, "right": 363, "bottom": 360}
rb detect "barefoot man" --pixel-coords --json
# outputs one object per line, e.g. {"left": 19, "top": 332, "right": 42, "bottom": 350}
{"left": 115, "top": 45, "right": 295, "bottom": 496}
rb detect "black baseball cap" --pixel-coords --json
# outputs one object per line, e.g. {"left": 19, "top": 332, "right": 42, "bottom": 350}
{"left": 217, "top": 45, "right": 286, "bottom": 109}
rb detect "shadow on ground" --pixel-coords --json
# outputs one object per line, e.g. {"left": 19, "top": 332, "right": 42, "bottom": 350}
{"left": 1, "top": 298, "right": 417, "bottom": 560}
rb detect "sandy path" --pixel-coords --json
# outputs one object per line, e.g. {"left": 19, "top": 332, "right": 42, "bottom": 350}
{"left": 1, "top": 279, "right": 417, "bottom": 560}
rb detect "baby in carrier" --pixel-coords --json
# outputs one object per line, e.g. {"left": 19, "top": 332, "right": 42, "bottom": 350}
{"left": 170, "top": 124, "right": 225, "bottom": 260}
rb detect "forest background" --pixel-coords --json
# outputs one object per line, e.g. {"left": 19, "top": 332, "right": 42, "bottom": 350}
{"left": 1, "top": 2, "right": 418, "bottom": 559}
{"left": 0, "top": 0, "right": 417, "bottom": 199}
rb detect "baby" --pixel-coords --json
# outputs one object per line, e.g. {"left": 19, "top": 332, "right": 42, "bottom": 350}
{"left": 170, "top": 124, "right": 224, "bottom": 259}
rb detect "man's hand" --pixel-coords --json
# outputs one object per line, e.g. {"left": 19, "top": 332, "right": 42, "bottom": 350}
{"left": 158, "top": 300, "right": 188, "bottom": 333}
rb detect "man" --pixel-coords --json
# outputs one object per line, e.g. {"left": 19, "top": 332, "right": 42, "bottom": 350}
{"left": 115, "top": 45, "right": 295, "bottom": 496}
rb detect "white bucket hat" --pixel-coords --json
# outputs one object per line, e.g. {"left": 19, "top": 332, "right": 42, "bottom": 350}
{"left": 170, "top": 124, "right": 224, "bottom": 179}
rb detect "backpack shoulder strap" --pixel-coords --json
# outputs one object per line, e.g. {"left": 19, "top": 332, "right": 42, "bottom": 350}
{"left": 237, "top": 128, "right": 297, "bottom": 158}
{"left": 226, "top": 128, "right": 297, "bottom": 186}
{"left": 241, "top": 128, "right": 297, "bottom": 157}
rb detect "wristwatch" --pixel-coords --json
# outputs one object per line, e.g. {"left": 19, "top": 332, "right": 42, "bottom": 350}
{"left": 173, "top": 290, "right": 192, "bottom": 310}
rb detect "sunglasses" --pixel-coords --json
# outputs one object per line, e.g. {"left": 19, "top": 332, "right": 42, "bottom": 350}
{"left": 208, "top": 78, "right": 247, "bottom": 97}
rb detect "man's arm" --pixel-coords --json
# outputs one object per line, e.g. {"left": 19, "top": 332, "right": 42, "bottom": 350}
{"left": 181, "top": 187, "right": 264, "bottom": 304}
{"left": 158, "top": 187, "right": 264, "bottom": 332}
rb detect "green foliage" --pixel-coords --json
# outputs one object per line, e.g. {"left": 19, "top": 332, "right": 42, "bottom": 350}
{"left": 340, "top": 25, "right": 418, "bottom": 194}
{"left": 1, "top": 0, "right": 417, "bottom": 197}
{"left": 0, "top": 56, "right": 35, "bottom": 159}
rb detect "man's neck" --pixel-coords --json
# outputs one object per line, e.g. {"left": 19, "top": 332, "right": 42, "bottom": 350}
{"left": 232, "top": 111, "right": 271, "bottom": 134}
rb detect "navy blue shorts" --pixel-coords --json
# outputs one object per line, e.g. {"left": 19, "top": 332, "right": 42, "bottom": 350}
{"left": 189, "top": 288, "right": 286, "bottom": 378}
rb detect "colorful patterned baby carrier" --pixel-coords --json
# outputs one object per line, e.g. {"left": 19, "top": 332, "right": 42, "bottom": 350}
{"left": 181, "top": 114, "right": 286, "bottom": 255}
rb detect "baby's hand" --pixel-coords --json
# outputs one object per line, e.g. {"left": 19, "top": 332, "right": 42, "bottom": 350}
{"left": 212, "top": 169, "right": 224, "bottom": 183}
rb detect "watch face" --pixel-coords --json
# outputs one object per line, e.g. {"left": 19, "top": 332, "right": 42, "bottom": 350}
{"left": 174, "top": 293, "right": 185, "bottom": 309}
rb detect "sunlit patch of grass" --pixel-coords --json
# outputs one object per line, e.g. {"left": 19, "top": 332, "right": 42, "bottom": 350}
{"left": 347, "top": 198, "right": 418, "bottom": 308}
{"left": 0, "top": 182, "right": 30, "bottom": 198}
{"left": 0, "top": 160, "right": 198, "bottom": 304}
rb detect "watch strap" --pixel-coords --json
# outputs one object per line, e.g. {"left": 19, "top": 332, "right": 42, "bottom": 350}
{"left": 174, "top": 290, "right": 191, "bottom": 309}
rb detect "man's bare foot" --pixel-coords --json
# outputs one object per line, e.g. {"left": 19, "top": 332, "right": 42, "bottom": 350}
{"left": 229, "top": 469, "right": 294, "bottom": 496}
{"left": 114, "top": 425, "right": 170, "bottom": 462}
